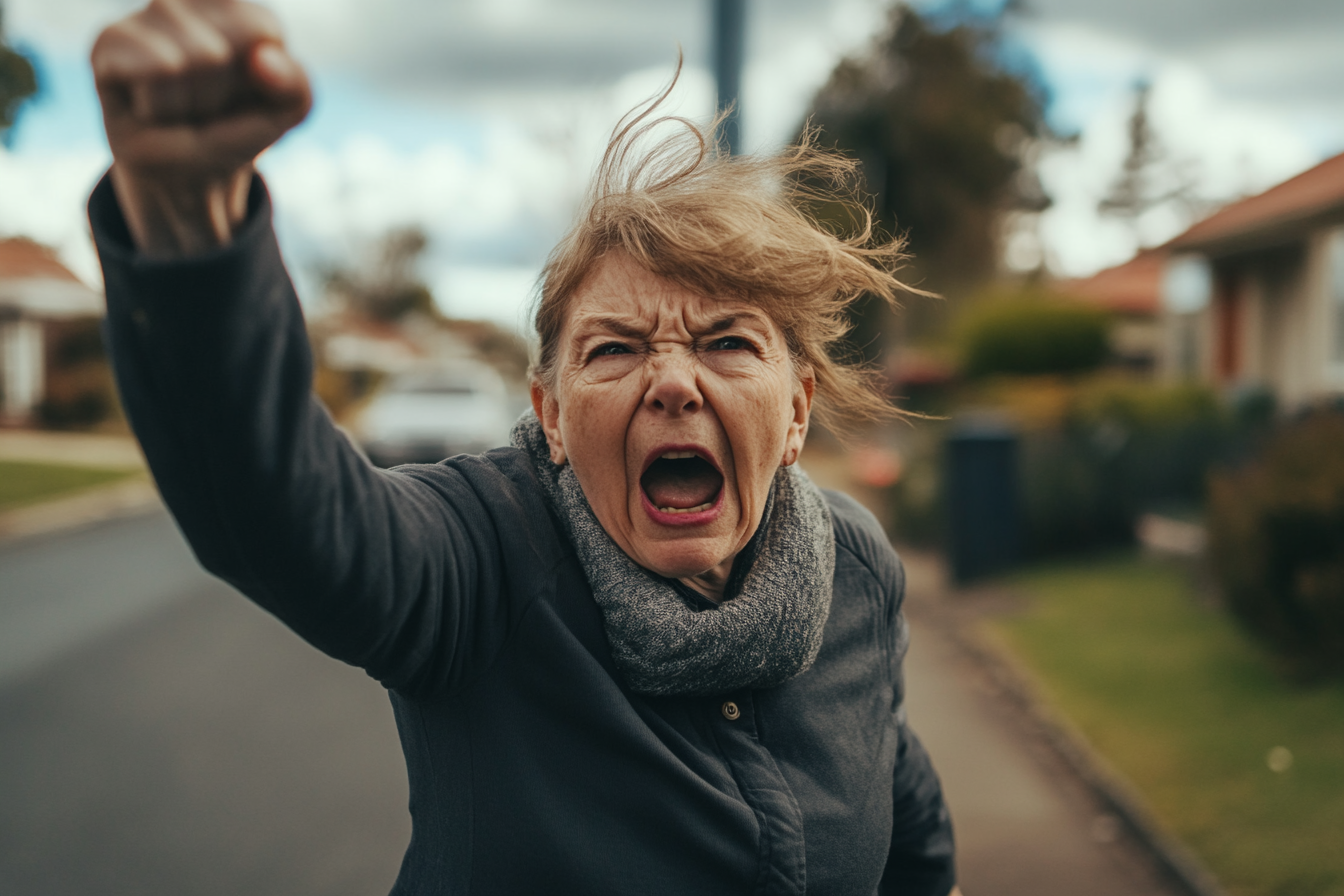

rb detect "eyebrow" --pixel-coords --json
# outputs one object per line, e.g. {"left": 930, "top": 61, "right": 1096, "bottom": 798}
{"left": 582, "top": 317, "right": 646, "bottom": 339}
{"left": 577, "top": 312, "right": 765, "bottom": 340}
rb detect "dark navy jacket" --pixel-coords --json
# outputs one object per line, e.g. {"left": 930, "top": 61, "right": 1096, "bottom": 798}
{"left": 90, "top": 175, "right": 955, "bottom": 896}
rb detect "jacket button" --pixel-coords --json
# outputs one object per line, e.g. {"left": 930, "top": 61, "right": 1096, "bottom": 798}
{"left": 720, "top": 701, "right": 741, "bottom": 721}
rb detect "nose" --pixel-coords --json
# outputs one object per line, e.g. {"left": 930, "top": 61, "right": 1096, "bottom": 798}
{"left": 643, "top": 350, "right": 703, "bottom": 416}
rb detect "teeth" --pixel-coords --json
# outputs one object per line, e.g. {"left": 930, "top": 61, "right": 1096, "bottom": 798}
{"left": 660, "top": 450, "right": 699, "bottom": 460}
{"left": 658, "top": 501, "right": 715, "bottom": 514}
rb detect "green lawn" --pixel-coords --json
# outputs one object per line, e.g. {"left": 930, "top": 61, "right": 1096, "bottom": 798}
{"left": 986, "top": 553, "right": 1344, "bottom": 896}
{"left": 0, "top": 460, "right": 140, "bottom": 512}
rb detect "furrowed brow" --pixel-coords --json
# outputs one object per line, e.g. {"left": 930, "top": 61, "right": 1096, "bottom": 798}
{"left": 701, "top": 312, "right": 773, "bottom": 336}
{"left": 581, "top": 316, "right": 646, "bottom": 340}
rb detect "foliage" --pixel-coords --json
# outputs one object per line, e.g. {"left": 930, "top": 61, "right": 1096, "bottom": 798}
{"left": 311, "top": 365, "right": 384, "bottom": 423}
{"left": 888, "top": 378, "right": 1232, "bottom": 556}
{"left": 1017, "top": 380, "right": 1228, "bottom": 555}
{"left": 990, "top": 553, "right": 1344, "bottom": 896}
{"left": 38, "top": 318, "right": 121, "bottom": 430}
{"left": 1097, "top": 81, "right": 1209, "bottom": 231}
{"left": 0, "top": 460, "right": 137, "bottom": 511}
{"left": 803, "top": 3, "right": 1052, "bottom": 350}
{"left": 322, "top": 228, "right": 437, "bottom": 323}
{"left": 1207, "top": 412, "right": 1344, "bottom": 680}
{"left": 957, "top": 291, "right": 1110, "bottom": 378}
{"left": 887, "top": 422, "right": 946, "bottom": 546}
{"left": 1, "top": 3, "right": 38, "bottom": 140}
{"left": 441, "top": 318, "right": 531, "bottom": 385}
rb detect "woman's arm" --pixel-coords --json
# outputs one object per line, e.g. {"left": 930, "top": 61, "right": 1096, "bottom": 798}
{"left": 91, "top": 0, "right": 309, "bottom": 256}
{"left": 89, "top": 1, "right": 523, "bottom": 695}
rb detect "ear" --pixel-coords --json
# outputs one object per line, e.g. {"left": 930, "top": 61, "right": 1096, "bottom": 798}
{"left": 530, "top": 379, "right": 567, "bottom": 465}
{"left": 780, "top": 366, "right": 814, "bottom": 467}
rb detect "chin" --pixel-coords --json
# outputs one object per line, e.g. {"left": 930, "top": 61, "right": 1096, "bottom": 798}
{"left": 638, "top": 539, "right": 729, "bottom": 581}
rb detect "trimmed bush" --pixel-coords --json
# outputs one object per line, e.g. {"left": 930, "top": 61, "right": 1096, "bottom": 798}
{"left": 1010, "top": 379, "right": 1229, "bottom": 556}
{"left": 889, "top": 379, "right": 1233, "bottom": 558}
{"left": 1207, "top": 412, "right": 1344, "bottom": 679}
{"left": 958, "top": 294, "right": 1109, "bottom": 378}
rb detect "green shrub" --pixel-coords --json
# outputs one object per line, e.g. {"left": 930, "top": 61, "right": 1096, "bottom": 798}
{"left": 1019, "top": 380, "right": 1229, "bottom": 556}
{"left": 887, "top": 379, "right": 1236, "bottom": 559}
{"left": 958, "top": 294, "right": 1109, "bottom": 378}
{"left": 1207, "top": 412, "right": 1344, "bottom": 679}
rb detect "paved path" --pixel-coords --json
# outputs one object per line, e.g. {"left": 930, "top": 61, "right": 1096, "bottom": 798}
{"left": 0, "top": 491, "right": 1184, "bottom": 894}
{"left": 0, "top": 429, "right": 146, "bottom": 468}
{"left": 0, "top": 512, "right": 409, "bottom": 896}
{"left": 899, "top": 551, "right": 1181, "bottom": 896}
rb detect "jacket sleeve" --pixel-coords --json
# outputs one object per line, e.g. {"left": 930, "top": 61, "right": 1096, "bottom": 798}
{"left": 824, "top": 491, "right": 957, "bottom": 894}
{"left": 880, "top": 716, "right": 957, "bottom": 894}
{"left": 880, "top": 555, "right": 958, "bottom": 896}
{"left": 89, "top": 172, "right": 525, "bottom": 696}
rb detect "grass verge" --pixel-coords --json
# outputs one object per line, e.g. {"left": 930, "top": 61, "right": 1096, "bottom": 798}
{"left": 985, "top": 553, "right": 1344, "bottom": 896}
{"left": 0, "top": 460, "right": 140, "bottom": 513}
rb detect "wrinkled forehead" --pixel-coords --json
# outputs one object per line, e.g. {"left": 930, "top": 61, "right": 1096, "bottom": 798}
{"left": 562, "top": 250, "right": 784, "bottom": 341}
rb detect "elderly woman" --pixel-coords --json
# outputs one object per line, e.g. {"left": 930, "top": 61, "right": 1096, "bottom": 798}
{"left": 89, "top": 2, "right": 958, "bottom": 894}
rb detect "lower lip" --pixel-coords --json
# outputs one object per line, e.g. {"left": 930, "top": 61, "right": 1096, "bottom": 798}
{"left": 640, "top": 487, "right": 725, "bottom": 527}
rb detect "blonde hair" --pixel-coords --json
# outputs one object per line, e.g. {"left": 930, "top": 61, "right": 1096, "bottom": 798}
{"left": 532, "top": 71, "right": 920, "bottom": 436}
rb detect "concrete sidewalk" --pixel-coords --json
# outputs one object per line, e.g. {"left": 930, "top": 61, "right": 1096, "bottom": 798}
{"left": 1, "top": 432, "right": 1206, "bottom": 892}
{"left": 0, "top": 429, "right": 147, "bottom": 468}
{"left": 799, "top": 444, "right": 1191, "bottom": 895}
{"left": 0, "top": 429, "right": 161, "bottom": 542}
{"left": 899, "top": 550, "right": 1184, "bottom": 896}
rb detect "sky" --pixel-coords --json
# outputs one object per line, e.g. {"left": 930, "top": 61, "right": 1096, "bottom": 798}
{"left": 1, "top": 0, "right": 1342, "bottom": 331}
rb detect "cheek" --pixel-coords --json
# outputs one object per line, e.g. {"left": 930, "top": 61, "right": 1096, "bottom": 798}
{"left": 577, "top": 354, "right": 642, "bottom": 384}
{"left": 715, "top": 380, "right": 796, "bottom": 464}
{"left": 556, "top": 367, "right": 642, "bottom": 482}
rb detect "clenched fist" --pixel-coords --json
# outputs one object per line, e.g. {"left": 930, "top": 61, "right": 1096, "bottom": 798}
{"left": 92, "top": 0, "right": 311, "bottom": 256}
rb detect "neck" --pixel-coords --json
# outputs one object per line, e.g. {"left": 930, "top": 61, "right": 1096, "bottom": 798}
{"left": 678, "top": 555, "right": 736, "bottom": 604}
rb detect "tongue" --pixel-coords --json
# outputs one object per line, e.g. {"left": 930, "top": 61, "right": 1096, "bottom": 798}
{"left": 642, "top": 459, "right": 722, "bottom": 510}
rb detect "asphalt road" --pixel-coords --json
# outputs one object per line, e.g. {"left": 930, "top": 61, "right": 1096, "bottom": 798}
{"left": 0, "top": 509, "right": 1181, "bottom": 895}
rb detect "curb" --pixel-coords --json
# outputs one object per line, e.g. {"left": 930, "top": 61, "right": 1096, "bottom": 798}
{"left": 0, "top": 477, "right": 163, "bottom": 543}
{"left": 930, "top": 597, "right": 1231, "bottom": 896}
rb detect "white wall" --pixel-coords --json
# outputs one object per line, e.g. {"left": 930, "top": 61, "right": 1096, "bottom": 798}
{"left": 0, "top": 317, "right": 44, "bottom": 420}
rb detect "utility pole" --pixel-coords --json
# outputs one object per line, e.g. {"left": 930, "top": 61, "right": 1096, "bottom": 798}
{"left": 712, "top": 0, "right": 746, "bottom": 155}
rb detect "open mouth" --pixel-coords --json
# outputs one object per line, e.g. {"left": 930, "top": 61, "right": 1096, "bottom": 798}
{"left": 640, "top": 450, "right": 725, "bottom": 515}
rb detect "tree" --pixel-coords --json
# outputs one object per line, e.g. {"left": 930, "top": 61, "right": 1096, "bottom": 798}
{"left": 0, "top": 1, "right": 38, "bottom": 143}
{"left": 1097, "top": 81, "right": 1204, "bottom": 237}
{"left": 803, "top": 3, "right": 1051, "bottom": 354}
{"left": 322, "top": 227, "right": 437, "bottom": 323}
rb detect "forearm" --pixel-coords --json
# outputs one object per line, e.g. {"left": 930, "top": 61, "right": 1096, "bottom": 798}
{"left": 879, "top": 722, "right": 957, "bottom": 896}
{"left": 91, "top": 172, "right": 458, "bottom": 683}
{"left": 109, "top": 164, "right": 253, "bottom": 258}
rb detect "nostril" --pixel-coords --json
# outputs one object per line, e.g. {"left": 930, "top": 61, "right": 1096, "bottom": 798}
{"left": 644, "top": 378, "right": 701, "bottom": 414}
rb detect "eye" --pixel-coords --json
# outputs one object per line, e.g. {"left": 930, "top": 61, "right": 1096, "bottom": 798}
{"left": 590, "top": 342, "right": 633, "bottom": 359}
{"left": 707, "top": 335, "right": 751, "bottom": 352}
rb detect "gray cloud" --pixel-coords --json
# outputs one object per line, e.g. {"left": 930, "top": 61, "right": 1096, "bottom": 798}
{"left": 1022, "top": 0, "right": 1344, "bottom": 48}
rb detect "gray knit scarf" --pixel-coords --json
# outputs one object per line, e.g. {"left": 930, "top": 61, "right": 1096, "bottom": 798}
{"left": 511, "top": 411, "right": 835, "bottom": 697}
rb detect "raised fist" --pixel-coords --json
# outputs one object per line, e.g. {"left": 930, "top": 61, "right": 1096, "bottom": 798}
{"left": 91, "top": 0, "right": 311, "bottom": 255}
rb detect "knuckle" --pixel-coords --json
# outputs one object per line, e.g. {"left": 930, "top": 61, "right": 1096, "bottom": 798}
{"left": 147, "top": 38, "right": 189, "bottom": 75}
{"left": 240, "top": 3, "right": 285, "bottom": 38}
{"left": 183, "top": 26, "right": 233, "bottom": 66}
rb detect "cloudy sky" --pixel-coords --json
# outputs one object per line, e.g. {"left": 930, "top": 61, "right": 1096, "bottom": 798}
{"left": 2, "top": 0, "right": 1342, "bottom": 330}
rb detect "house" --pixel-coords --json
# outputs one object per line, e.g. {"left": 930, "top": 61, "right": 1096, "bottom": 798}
{"left": 0, "top": 238, "right": 105, "bottom": 424}
{"left": 1055, "top": 248, "right": 1166, "bottom": 372}
{"left": 1161, "top": 151, "right": 1344, "bottom": 407}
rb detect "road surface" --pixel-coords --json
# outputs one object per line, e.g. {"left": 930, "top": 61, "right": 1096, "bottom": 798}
{"left": 0, "top": 508, "right": 1180, "bottom": 895}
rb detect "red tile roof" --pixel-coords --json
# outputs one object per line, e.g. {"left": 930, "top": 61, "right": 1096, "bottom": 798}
{"left": 0, "top": 237, "right": 82, "bottom": 283}
{"left": 1055, "top": 248, "right": 1165, "bottom": 316}
{"left": 1169, "top": 151, "right": 1344, "bottom": 251}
